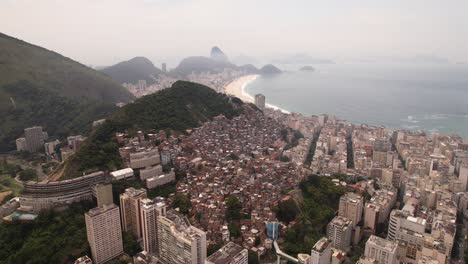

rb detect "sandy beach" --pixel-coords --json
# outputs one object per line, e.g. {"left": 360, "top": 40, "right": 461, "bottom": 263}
{"left": 224, "top": 75, "right": 290, "bottom": 113}
{"left": 224, "top": 75, "right": 258, "bottom": 103}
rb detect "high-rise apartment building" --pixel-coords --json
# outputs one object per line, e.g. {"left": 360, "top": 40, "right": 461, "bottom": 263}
{"left": 158, "top": 209, "right": 207, "bottom": 264}
{"left": 310, "top": 237, "right": 332, "bottom": 264}
{"left": 327, "top": 216, "right": 353, "bottom": 252}
{"left": 120, "top": 188, "right": 147, "bottom": 238}
{"left": 254, "top": 94, "right": 266, "bottom": 110}
{"left": 459, "top": 163, "right": 468, "bottom": 191}
{"left": 364, "top": 235, "right": 398, "bottom": 264}
{"left": 85, "top": 204, "right": 124, "bottom": 264}
{"left": 140, "top": 198, "right": 167, "bottom": 255}
{"left": 387, "top": 210, "right": 426, "bottom": 245}
{"left": 92, "top": 183, "right": 113, "bottom": 207}
{"left": 23, "top": 126, "right": 47, "bottom": 152}
{"left": 206, "top": 242, "right": 248, "bottom": 264}
{"left": 338, "top": 192, "right": 363, "bottom": 227}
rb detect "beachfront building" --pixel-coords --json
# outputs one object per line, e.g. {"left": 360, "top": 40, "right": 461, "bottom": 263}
{"left": 254, "top": 94, "right": 266, "bottom": 110}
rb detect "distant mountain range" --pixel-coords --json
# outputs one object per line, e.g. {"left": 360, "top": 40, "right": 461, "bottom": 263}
{"left": 101, "top": 47, "right": 283, "bottom": 84}
{"left": 0, "top": 32, "right": 134, "bottom": 151}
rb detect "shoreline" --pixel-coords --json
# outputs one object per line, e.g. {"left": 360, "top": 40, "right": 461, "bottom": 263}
{"left": 224, "top": 75, "right": 290, "bottom": 113}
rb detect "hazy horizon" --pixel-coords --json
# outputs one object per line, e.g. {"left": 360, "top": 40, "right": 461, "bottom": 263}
{"left": 2, "top": 0, "right": 468, "bottom": 67}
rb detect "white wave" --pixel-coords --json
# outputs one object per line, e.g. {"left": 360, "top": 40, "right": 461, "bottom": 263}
{"left": 241, "top": 78, "right": 290, "bottom": 114}
{"left": 423, "top": 114, "right": 449, "bottom": 120}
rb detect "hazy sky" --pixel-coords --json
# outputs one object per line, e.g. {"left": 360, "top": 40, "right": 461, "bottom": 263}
{"left": 1, "top": 0, "right": 468, "bottom": 66}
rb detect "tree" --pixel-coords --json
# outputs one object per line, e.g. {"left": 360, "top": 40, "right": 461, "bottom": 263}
{"left": 228, "top": 224, "right": 241, "bottom": 238}
{"left": 275, "top": 199, "right": 298, "bottom": 224}
{"left": 122, "top": 231, "right": 141, "bottom": 256}
{"left": 171, "top": 193, "right": 192, "bottom": 215}
{"left": 18, "top": 169, "right": 37, "bottom": 182}
{"left": 225, "top": 196, "right": 242, "bottom": 221}
{"left": 248, "top": 251, "right": 259, "bottom": 264}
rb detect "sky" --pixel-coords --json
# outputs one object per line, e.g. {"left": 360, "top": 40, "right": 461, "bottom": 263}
{"left": 1, "top": 0, "right": 468, "bottom": 67}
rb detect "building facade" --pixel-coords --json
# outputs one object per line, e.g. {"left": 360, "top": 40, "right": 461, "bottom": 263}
{"left": 120, "top": 188, "right": 147, "bottom": 239}
{"left": 85, "top": 204, "right": 123, "bottom": 264}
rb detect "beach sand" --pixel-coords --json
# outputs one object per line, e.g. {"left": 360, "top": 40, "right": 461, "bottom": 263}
{"left": 224, "top": 75, "right": 258, "bottom": 103}
{"left": 224, "top": 75, "right": 290, "bottom": 113}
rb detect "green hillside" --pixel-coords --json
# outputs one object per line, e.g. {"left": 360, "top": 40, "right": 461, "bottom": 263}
{"left": 0, "top": 33, "right": 135, "bottom": 151}
{"left": 58, "top": 81, "right": 244, "bottom": 179}
{"left": 100, "top": 56, "right": 162, "bottom": 85}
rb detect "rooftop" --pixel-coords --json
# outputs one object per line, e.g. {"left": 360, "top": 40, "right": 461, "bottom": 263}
{"left": 206, "top": 242, "right": 246, "bottom": 264}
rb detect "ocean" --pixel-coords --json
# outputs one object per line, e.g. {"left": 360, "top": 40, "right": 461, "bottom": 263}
{"left": 244, "top": 63, "right": 468, "bottom": 138}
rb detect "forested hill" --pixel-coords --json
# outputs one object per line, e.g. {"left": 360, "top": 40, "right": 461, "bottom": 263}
{"left": 56, "top": 81, "right": 245, "bottom": 179}
{"left": 0, "top": 33, "right": 135, "bottom": 151}
{"left": 0, "top": 33, "right": 134, "bottom": 103}
{"left": 100, "top": 56, "right": 162, "bottom": 85}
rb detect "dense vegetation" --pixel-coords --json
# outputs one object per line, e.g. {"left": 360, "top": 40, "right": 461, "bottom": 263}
{"left": 0, "top": 32, "right": 134, "bottom": 103}
{"left": 0, "top": 81, "right": 117, "bottom": 151}
{"left": 60, "top": 81, "right": 244, "bottom": 179}
{"left": 0, "top": 32, "right": 134, "bottom": 151}
{"left": 0, "top": 176, "right": 179, "bottom": 264}
{"left": 100, "top": 57, "right": 162, "bottom": 85}
{"left": 281, "top": 175, "right": 345, "bottom": 255}
{"left": 0, "top": 201, "right": 93, "bottom": 264}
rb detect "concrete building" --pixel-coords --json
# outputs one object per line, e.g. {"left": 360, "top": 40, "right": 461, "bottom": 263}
{"left": 19, "top": 171, "right": 109, "bottom": 212}
{"left": 120, "top": 188, "right": 147, "bottom": 239}
{"left": 206, "top": 242, "right": 248, "bottom": 264}
{"left": 158, "top": 210, "right": 207, "bottom": 264}
{"left": 110, "top": 168, "right": 134, "bottom": 181}
{"left": 338, "top": 192, "right": 363, "bottom": 227}
{"left": 44, "top": 140, "right": 60, "bottom": 158}
{"left": 85, "top": 204, "right": 123, "bottom": 264}
{"left": 140, "top": 165, "right": 163, "bottom": 181}
{"left": 364, "top": 203, "right": 380, "bottom": 233}
{"left": 92, "top": 183, "right": 113, "bottom": 208}
{"left": 20, "top": 126, "right": 47, "bottom": 152}
{"left": 16, "top": 137, "right": 27, "bottom": 151}
{"left": 327, "top": 216, "right": 353, "bottom": 252}
{"left": 146, "top": 170, "right": 175, "bottom": 189}
{"left": 130, "top": 148, "right": 161, "bottom": 169}
{"left": 140, "top": 198, "right": 167, "bottom": 256}
{"left": 387, "top": 210, "right": 426, "bottom": 246}
{"left": 254, "top": 94, "right": 266, "bottom": 110}
{"left": 310, "top": 237, "right": 332, "bottom": 264}
{"left": 459, "top": 163, "right": 468, "bottom": 191}
{"left": 364, "top": 235, "right": 398, "bottom": 264}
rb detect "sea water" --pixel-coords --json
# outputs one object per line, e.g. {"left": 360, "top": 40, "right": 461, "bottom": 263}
{"left": 245, "top": 63, "right": 468, "bottom": 138}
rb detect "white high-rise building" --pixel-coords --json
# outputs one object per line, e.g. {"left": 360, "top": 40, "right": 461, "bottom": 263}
{"left": 140, "top": 198, "right": 167, "bottom": 256}
{"left": 327, "top": 216, "right": 353, "bottom": 252}
{"left": 387, "top": 210, "right": 426, "bottom": 245}
{"left": 338, "top": 192, "right": 363, "bottom": 227}
{"left": 364, "top": 235, "right": 398, "bottom": 264}
{"left": 85, "top": 204, "right": 124, "bottom": 264}
{"left": 254, "top": 94, "right": 266, "bottom": 110}
{"left": 158, "top": 209, "right": 207, "bottom": 264}
{"left": 310, "top": 237, "right": 332, "bottom": 264}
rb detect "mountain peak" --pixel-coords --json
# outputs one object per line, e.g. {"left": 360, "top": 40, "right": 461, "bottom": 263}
{"left": 210, "top": 46, "right": 228, "bottom": 62}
